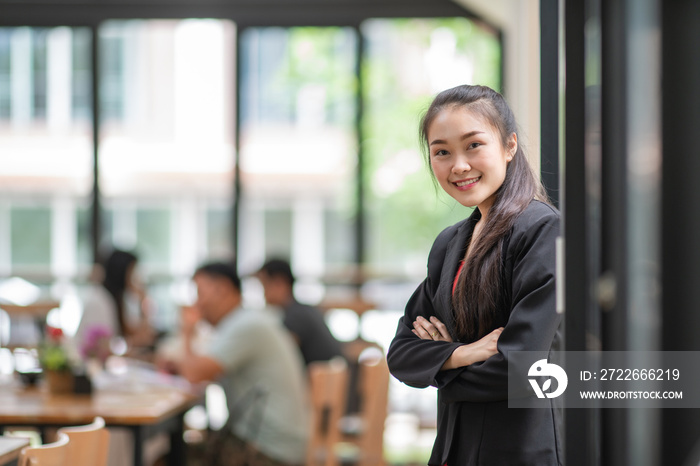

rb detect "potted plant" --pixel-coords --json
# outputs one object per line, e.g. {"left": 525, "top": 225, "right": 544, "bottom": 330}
{"left": 39, "top": 326, "right": 74, "bottom": 393}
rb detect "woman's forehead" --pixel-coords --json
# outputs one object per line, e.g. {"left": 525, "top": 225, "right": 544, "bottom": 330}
{"left": 429, "top": 106, "right": 498, "bottom": 138}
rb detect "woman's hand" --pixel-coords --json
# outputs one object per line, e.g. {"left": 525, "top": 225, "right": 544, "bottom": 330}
{"left": 412, "top": 315, "right": 503, "bottom": 370}
{"left": 441, "top": 327, "right": 504, "bottom": 370}
{"left": 412, "top": 315, "right": 453, "bottom": 342}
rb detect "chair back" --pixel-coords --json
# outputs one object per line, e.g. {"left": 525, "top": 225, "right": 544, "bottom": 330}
{"left": 306, "top": 357, "right": 349, "bottom": 466}
{"left": 57, "top": 416, "right": 110, "bottom": 466}
{"left": 19, "top": 432, "right": 70, "bottom": 466}
{"left": 354, "top": 352, "right": 390, "bottom": 466}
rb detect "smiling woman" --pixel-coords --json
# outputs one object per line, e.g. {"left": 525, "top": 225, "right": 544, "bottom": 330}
{"left": 387, "top": 85, "right": 563, "bottom": 466}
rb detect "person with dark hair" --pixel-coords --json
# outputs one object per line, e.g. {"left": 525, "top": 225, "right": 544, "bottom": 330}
{"left": 74, "top": 248, "right": 155, "bottom": 353}
{"left": 387, "top": 85, "right": 562, "bottom": 465}
{"left": 255, "top": 258, "right": 344, "bottom": 366}
{"left": 168, "top": 261, "right": 309, "bottom": 466}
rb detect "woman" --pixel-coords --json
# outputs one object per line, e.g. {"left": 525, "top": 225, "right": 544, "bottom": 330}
{"left": 75, "top": 249, "right": 155, "bottom": 354}
{"left": 387, "top": 85, "right": 563, "bottom": 465}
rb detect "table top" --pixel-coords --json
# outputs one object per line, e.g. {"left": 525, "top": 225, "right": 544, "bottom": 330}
{"left": 0, "top": 379, "right": 199, "bottom": 427}
{"left": 0, "top": 436, "right": 29, "bottom": 465}
{"left": 0, "top": 302, "right": 60, "bottom": 318}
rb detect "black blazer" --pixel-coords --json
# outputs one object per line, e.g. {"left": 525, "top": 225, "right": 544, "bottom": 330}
{"left": 387, "top": 200, "right": 563, "bottom": 466}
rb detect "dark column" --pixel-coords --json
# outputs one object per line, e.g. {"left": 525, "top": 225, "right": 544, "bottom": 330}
{"left": 661, "top": 0, "right": 700, "bottom": 464}
{"left": 539, "top": 0, "right": 559, "bottom": 208}
{"left": 599, "top": 0, "right": 630, "bottom": 464}
{"left": 90, "top": 24, "right": 102, "bottom": 263}
{"left": 563, "top": 0, "right": 599, "bottom": 465}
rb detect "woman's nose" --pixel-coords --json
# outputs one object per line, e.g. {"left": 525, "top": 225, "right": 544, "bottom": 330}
{"left": 452, "top": 155, "right": 471, "bottom": 173}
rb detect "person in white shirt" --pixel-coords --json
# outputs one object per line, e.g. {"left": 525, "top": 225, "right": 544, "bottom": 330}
{"left": 74, "top": 249, "right": 155, "bottom": 356}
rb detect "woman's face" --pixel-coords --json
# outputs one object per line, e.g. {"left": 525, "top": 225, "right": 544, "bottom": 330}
{"left": 427, "top": 106, "right": 516, "bottom": 216}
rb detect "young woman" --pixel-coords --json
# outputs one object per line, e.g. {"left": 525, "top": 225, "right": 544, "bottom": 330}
{"left": 75, "top": 249, "right": 156, "bottom": 353}
{"left": 387, "top": 85, "right": 563, "bottom": 465}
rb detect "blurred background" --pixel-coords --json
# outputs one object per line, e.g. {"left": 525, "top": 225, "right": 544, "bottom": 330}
{"left": 0, "top": 9, "right": 517, "bottom": 322}
{"left": 1, "top": 0, "right": 699, "bottom": 464}
{"left": 0, "top": 2, "right": 526, "bottom": 463}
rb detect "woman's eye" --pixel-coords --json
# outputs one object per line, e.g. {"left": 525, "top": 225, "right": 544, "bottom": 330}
{"left": 434, "top": 149, "right": 449, "bottom": 157}
{"left": 468, "top": 142, "right": 481, "bottom": 150}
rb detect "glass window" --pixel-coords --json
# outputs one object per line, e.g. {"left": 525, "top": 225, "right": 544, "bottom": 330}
{"left": 96, "top": 19, "right": 236, "bottom": 327}
{"left": 238, "top": 27, "right": 358, "bottom": 278}
{"left": 10, "top": 207, "right": 51, "bottom": 267}
{"left": 362, "top": 17, "right": 501, "bottom": 274}
{"left": 136, "top": 208, "right": 171, "bottom": 267}
{"left": 264, "top": 210, "right": 293, "bottom": 258}
{"left": 207, "top": 207, "right": 234, "bottom": 260}
{"left": 0, "top": 30, "right": 10, "bottom": 119}
{"left": 0, "top": 26, "right": 93, "bottom": 280}
{"left": 98, "top": 19, "right": 236, "bottom": 279}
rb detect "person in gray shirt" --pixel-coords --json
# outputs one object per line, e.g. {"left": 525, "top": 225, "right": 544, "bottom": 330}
{"left": 255, "top": 258, "right": 344, "bottom": 366}
{"left": 168, "top": 261, "right": 309, "bottom": 466}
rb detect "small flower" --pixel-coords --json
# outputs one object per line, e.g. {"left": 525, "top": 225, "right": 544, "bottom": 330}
{"left": 80, "top": 325, "right": 113, "bottom": 364}
{"left": 46, "top": 326, "right": 64, "bottom": 341}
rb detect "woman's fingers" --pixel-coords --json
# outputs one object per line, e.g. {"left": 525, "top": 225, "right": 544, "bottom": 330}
{"left": 412, "top": 317, "right": 433, "bottom": 340}
{"left": 430, "top": 316, "right": 453, "bottom": 342}
{"left": 412, "top": 315, "right": 453, "bottom": 342}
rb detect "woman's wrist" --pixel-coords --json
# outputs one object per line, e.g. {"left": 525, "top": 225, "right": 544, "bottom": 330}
{"left": 441, "top": 343, "right": 486, "bottom": 371}
{"left": 454, "top": 343, "right": 479, "bottom": 367}
{"left": 442, "top": 344, "right": 467, "bottom": 370}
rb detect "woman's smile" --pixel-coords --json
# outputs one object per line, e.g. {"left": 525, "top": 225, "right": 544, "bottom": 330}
{"left": 453, "top": 176, "right": 481, "bottom": 190}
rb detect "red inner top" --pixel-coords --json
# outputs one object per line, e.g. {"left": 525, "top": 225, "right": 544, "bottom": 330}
{"left": 452, "top": 259, "right": 466, "bottom": 295}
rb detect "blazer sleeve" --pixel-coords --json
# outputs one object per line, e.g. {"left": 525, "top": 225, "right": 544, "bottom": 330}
{"left": 387, "top": 224, "right": 465, "bottom": 389}
{"left": 435, "top": 206, "right": 562, "bottom": 403}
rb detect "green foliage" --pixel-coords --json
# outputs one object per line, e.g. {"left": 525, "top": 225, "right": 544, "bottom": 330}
{"left": 276, "top": 27, "right": 358, "bottom": 126}
{"left": 361, "top": 18, "right": 501, "bottom": 268}
{"left": 39, "top": 344, "right": 71, "bottom": 371}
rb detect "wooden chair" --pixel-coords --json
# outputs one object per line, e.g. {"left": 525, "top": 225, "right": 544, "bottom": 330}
{"left": 339, "top": 351, "right": 390, "bottom": 466}
{"left": 306, "top": 357, "right": 350, "bottom": 466}
{"left": 19, "top": 432, "right": 70, "bottom": 466}
{"left": 57, "top": 416, "right": 110, "bottom": 466}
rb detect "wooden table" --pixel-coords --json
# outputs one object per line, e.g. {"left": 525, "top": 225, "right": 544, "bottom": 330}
{"left": 0, "top": 302, "right": 60, "bottom": 319}
{"left": 0, "top": 436, "right": 29, "bottom": 466}
{"left": 0, "top": 382, "right": 199, "bottom": 466}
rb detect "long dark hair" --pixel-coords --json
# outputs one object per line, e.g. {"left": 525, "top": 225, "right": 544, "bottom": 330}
{"left": 101, "top": 249, "right": 138, "bottom": 337}
{"left": 420, "top": 85, "right": 549, "bottom": 341}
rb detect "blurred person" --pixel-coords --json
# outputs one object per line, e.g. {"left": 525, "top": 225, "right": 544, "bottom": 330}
{"left": 71, "top": 249, "right": 163, "bottom": 466}
{"left": 74, "top": 249, "right": 156, "bottom": 355}
{"left": 167, "top": 261, "right": 309, "bottom": 466}
{"left": 255, "top": 258, "right": 344, "bottom": 366}
{"left": 387, "top": 85, "right": 562, "bottom": 465}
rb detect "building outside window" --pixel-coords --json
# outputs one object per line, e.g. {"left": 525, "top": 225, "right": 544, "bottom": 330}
{"left": 0, "top": 17, "right": 500, "bottom": 330}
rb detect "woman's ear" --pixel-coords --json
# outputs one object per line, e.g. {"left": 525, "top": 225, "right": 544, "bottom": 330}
{"left": 506, "top": 133, "right": 518, "bottom": 162}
